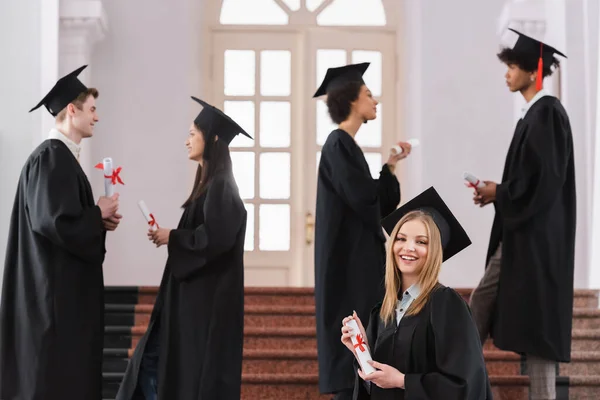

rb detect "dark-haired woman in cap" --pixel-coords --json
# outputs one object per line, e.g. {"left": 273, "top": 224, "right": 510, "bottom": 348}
{"left": 116, "top": 97, "right": 250, "bottom": 400}
{"left": 313, "top": 62, "right": 413, "bottom": 399}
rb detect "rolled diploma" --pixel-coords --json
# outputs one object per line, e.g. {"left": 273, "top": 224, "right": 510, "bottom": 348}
{"left": 103, "top": 158, "right": 114, "bottom": 197}
{"left": 138, "top": 200, "right": 158, "bottom": 231}
{"left": 346, "top": 319, "right": 377, "bottom": 375}
{"left": 390, "top": 138, "right": 420, "bottom": 155}
{"left": 463, "top": 172, "right": 485, "bottom": 188}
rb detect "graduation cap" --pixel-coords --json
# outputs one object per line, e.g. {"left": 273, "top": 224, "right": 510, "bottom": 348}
{"left": 506, "top": 28, "right": 567, "bottom": 91}
{"left": 29, "top": 65, "right": 88, "bottom": 117}
{"left": 191, "top": 97, "right": 253, "bottom": 145}
{"left": 381, "top": 187, "right": 472, "bottom": 262}
{"left": 313, "top": 62, "right": 369, "bottom": 98}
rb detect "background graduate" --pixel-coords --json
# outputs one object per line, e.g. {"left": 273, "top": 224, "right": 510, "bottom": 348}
{"left": 341, "top": 187, "right": 491, "bottom": 400}
{"left": 115, "top": 97, "right": 249, "bottom": 400}
{"left": 469, "top": 28, "right": 576, "bottom": 400}
{"left": 0, "top": 65, "right": 121, "bottom": 400}
{"left": 313, "top": 62, "right": 412, "bottom": 399}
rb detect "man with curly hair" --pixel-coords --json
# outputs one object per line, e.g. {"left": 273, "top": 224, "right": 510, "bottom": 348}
{"left": 469, "top": 29, "right": 576, "bottom": 400}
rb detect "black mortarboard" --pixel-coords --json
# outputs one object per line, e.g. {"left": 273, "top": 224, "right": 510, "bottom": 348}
{"left": 29, "top": 65, "right": 88, "bottom": 117}
{"left": 381, "top": 187, "right": 471, "bottom": 262}
{"left": 313, "top": 62, "right": 369, "bottom": 98}
{"left": 506, "top": 28, "right": 567, "bottom": 90}
{"left": 191, "top": 96, "right": 253, "bottom": 145}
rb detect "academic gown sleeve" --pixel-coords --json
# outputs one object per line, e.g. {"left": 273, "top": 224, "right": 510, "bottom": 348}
{"left": 495, "top": 103, "right": 571, "bottom": 229}
{"left": 404, "top": 288, "right": 489, "bottom": 400}
{"left": 168, "top": 176, "right": 245, "bottom": 281}
{"left": 26, "top": 146, "right": 105, "bottom": 262}
{"left": 377, "top": 165, "right": 401, "bottom": 217}
{"left": 328, "top": 139, "right": 399, "bottom": 231}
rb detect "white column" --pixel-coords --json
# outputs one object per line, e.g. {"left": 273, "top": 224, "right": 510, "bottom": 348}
{"left": 40, "top": 0, "right": 60, "bottom": 144}
{"left": 59, "top": 0, "right": 107, "bottom": 178}
{"left": 590, "top": 0, "right": 600, "bottom": 289}
{"left": 0, "top": 0, "right": 48, "bottom": 297}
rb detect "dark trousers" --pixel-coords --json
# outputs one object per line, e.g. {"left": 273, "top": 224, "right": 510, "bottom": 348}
{"left": 138, "top": 324, "right": 160, "bottom": 400}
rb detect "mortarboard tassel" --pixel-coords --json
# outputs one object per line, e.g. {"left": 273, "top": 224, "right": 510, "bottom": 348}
{"left": 536, "top": 42, "right": 543, "bottom": 91}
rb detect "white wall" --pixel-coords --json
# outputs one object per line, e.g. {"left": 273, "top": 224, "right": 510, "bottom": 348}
{"left": 0, "top": 0, "right": 45, "bottom": 292}
{"left": 398, "top": 0, "right": 514, "bottom": 288}
{"left": 90, "top": 0, "right": 204, "bottom": 285}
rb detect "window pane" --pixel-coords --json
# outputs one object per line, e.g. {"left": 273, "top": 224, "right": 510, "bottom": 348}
{"left": 306, "top": 0, "right": 325, "bottom": 11}
{"left": 260, "top": 102, "right": 291, "bottom": 147}
{"left": 317, "top": 0, "right": 386, "bottom": 26}
{"left": 224, "top": 50, "right": 255, "bottom": 96}
{"left": 260, "top": 152, "right": 291, "bottom": 199}
{"left": 261, "top": 50, "right": 291, "bottom": 96}
{"left": 355, "top": 103, "right": 382, "bottom": 147}
{"left": 364, "top": 152, "right": 383, "bottom": 179}
{"left": 282, "top": 0, "right": 301, "bottom": 11}
{"left": 352, "top": 50, "right": 382, "bottom": 96}
{"left": 259, "top": 204, "right": 290, "bottom": 251}
{"left": 220, "top": 0, "right": 289, "bottom": 25}
{"left": 224, "top": 101, "right": 255, "bottom": 148}
{"left": 316, "top": 49, "right": 346, "bottom": 90}
{"left": 244, "top": 203, "right": 255, "bottom": 251}
{"left": 230, "top": 152, "right": 255, "bottom": 199}
{"left": 316, "top": 100, "right": 337, "bottom": 146}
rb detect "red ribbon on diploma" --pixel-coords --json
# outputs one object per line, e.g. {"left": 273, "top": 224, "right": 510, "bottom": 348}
{"left": 464, "top": 180, "right": 480, "bottom": 190}
{"left": 148, "top": 213, "right": 159, "bottom": 229}
{"left": 95, "top": 164, "right": 125, "bottom": 186}
{"left": 354, "top": 334, "right": 366, "bottom": 353}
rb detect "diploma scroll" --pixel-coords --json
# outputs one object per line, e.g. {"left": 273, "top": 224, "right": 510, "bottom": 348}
{"left": 102, "top": 158, "right": 114, "bottom": 197}
{"left": 390, "top": 138, "right": 420, "bottom": 156}
{"left": 463, "top": 172, "right": 485, "bottom": 189}
{"left": 138, "top": 200, "right": 159, "bottom": 231}
{"left": 346, "top": 319, "right": 377, "bottom": 375}
{"left": 95, "top": 157, "right": 125, "bottom": 197}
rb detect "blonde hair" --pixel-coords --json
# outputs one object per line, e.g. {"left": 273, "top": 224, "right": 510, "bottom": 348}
{"left": 56, "top": 88, "right": 99, "bottom": 122}
{"left": 379, "top": 210, "right": 444, "bottom": 325}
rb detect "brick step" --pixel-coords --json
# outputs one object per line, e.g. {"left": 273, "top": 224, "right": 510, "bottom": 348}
{"left": 560, "top": 352, "right": 600, "bottom": 376}
{"left": 101, "top": 345, "right": 600, "bottom": 381}
{"left": 105, "top": 304, "right": 317, "bottom": 330}
{"left": 100, "top": 372, "right": 534, "bottom": 400}
{"left": 104, "top": 287, "right": 600, "bottom": 309}
{"left": 105, "top": 304, "right": 600, "bottom": 331}
{"left": 568, "top": 375, "right": 600, "bottom": 398}
{"left": 104, "top": 326, "right": 600, "bottom": 355}
{"left": 483, "top": 329, "right": 600, "bottom": 352}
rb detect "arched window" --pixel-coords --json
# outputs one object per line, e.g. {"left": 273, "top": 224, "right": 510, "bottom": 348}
{"left": 219, "top": 0, "right": 387, "bottom": 26}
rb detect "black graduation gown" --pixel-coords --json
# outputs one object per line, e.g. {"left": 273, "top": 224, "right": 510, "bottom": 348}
{"left": 353, "top": 286, "right": 492, "bottom": 400}
{"left": 486, "top": 96, "right": 576, "bottom": 362}
{"left": 116, "top": 169, "right": 247, "bottom": 400}
{"left": 0, "top": 139, "right": 106, "bottom": 400}
{"left": 315, "top": 129, "right": 400, "bottom": 393}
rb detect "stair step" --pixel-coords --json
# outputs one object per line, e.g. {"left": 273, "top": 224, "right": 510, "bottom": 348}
{"left": 244, "top": 326, "right": 317, "bottom": 350}
{"left": 100, "top": 372, "right": 535, "bottom": 400}
{"left": 103, "top": 287, "right": 600, "bottom": 309}
{"left": 105, "top": 306, "right": 600, "bottom": 331}
{"left": 574, "top": 309, "right": 600, "bottom": 329}
{"left": 560, "top": 351, "right": 600, "bottom": 376}
{"left": 572, "top": 329, "right": 600, "bottom": 351}
{"left": 568, "top": 375, "right": 600, "bottom": 398}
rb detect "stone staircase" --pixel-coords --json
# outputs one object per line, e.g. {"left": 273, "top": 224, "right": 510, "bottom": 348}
{"left": 102, "top": 287, "right": 600, "bottom": 399}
